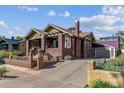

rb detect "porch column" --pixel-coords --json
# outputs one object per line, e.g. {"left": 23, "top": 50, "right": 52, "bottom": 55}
{"left": 41, "top": 37, "right": 45, "bottom": 50}
{"left": 26, "top": 39, "right": 29, "bottom": 56}
{"left": 58, "top": 33, "right": 64, "bottom": 59}
{"left": 8, "top": 44, "right": 12, "bottom": 52}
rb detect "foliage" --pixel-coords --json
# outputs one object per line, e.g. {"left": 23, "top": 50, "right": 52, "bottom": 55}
{"left": 90, "top": 79, "right": 116, "bottom": 88}
{"left": 11, "top": 50, "right": 23, "bottom": 57}
{"left": 120, "top": 41, "right": 124, "bottom": 49}
{"left": 96, "top": 54, "right": 124, "bottom": 72}
{"left": 0, "top": 67, "right": 9, "bottom": 79}
{"left": 64, "top": 55, "right": 74, "bottom": 60}
{"left": 0, "top": 36, "right": 3, "bottom": 43}
{"left": 16, "top": 36, "right": 23, "bottom": 41}
{"left": 111, "top": 54, "right": 124, "bottom": 66}
{"left": 12, "top": 55, "right": 27, "bottom": 60}
{"left": 0, "top": 50, "right": 10, "bottom": 58}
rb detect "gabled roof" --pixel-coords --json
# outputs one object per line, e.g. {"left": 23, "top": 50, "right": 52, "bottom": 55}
{"left": 42, "top": 24, "right": 73, "bottom": 36}
{"left": 92, "top": 42, "right": 115, "bottom": 48}
{"left": 1, "top": 38, "right": 19, "bottom": 44}
{"left": 25, "top": 28, "right": 43, "bottom": 38}
{"left": 67, "top": 27, "right": 95, "bottom": 40}
{"left": 25, "top": 23, "right": 95, "bottom": 41}
{"left": 79, "top": 32, "right": 92, "bottom": 38}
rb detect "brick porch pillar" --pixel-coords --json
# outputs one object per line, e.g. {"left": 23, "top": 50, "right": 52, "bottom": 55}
{"left": 58, "top": 33, "right": 64, "bottom": 59}
{"left": 28, "top": 49, "right": 34, "bottom": 68}
{"left": 8, "top": 44, "right": 12, "bottom": 52}
{"left": 26, "top": 39, "right": 29, "bottom": 57}
{"left": 36, "top": 52, "right": 44, "bottom": 70}
{"left": 41, "top": 37, "right": 45, "bottom": 50}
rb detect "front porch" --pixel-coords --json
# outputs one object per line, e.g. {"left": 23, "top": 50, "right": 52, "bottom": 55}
{"left": 0, "top": 43, "right": 19, "bottom": 52}
{"left": 26, "top": 32, "right": 64, "bottom": 61}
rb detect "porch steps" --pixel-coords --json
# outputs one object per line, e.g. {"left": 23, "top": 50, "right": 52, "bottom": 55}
{"left": 31, "top": 66, "right": 38, "bottom": 71}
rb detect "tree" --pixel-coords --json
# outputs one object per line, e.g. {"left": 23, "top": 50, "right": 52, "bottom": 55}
{"left": 16, "top": 36, "right": 23, "bottom": 41}
{"left": 0, "top": 36, "right": 3, "bottom": 43}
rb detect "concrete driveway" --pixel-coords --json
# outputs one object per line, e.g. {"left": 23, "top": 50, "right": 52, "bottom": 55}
{"left": 0, "top": 60, "right": 87, "bottom": 88}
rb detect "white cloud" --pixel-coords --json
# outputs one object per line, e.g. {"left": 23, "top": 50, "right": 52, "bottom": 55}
{"left": 62, "top": 11, "right": 70, "bottom": 17}
{"left": 79, "top": 15, "right": 120, "bottom": 27}
{"left": 79, "top": 5, "right": 124, "bottom": 38}
{"left": 0, "top": 20, "right": 8, "bottom": 29}
{"left": 79, "top": 14, "right": 124, "bottom": 38}
{"left": 18, "top": 6, "right": 38, "bottom": 12}
{"left": 102, "top": 6, "right": 124, "bottom": 16}
{"left": 7, "top": 26, "right": 21, "bottom": 36}
{"left": 13, "top": 26, "right": 21, "bottom": 32}
{"left": 47, "top": 10, "right": 70, "bottom": 17}
{"left": 47, "top": 10, "right": 56, "bottom": 17}
{"left": 7, "top": 31, "right": 13, "bottom": 35}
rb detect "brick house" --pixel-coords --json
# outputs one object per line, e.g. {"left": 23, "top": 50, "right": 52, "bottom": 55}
{"left": 24, "top": 20, "right": 95, "bottom": 60}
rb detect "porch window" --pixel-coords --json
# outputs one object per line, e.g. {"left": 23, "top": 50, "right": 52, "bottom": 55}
{"left": 47, "top": 37, "right": 58, "bottom": 48}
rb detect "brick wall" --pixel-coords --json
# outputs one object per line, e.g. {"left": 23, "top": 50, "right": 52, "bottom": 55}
{"left": 4, "top": 58, "right": 30, "bottom": 68}
{"left": 46, "top": 48, "right": 60, "bottom": 58}
{"left": 76, "top": 38, "right": 81, "bottom": 58}
{"left": 87, "top": 61, "right": 124, "bottom": 86}
{"left": 83, "top": 40, "right": 92, "bottom": 58}
{"left": 19, "top": 41, "right": 26, "bottom": 55}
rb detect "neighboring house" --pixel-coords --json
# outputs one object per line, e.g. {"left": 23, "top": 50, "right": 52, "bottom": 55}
{"left": 24, "top": 20, "right": 95, "bottom": 60}
{"left": 0, "top": 37, "right": 19, "bottom": 52}
{"left": 100, "top": 37, "right": 120, "bottom": 49}
{"left": 92, "top": 42, "right": 116, "bottom": 59}
{"left": 92, "top": 36, "right": 121, "bottom": 59}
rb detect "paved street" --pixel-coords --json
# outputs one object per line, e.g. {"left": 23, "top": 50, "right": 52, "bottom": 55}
{"left": 0, "top": 60, "right": 87, "bottom": 88}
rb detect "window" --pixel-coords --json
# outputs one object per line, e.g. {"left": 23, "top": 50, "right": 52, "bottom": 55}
{"left": 84, "top": 41, "right": 91, "bottom": 49}
{"left": 47, "top": 37, "right": 58, "bottom": 48}
{"left": 65, "top": 36, "right": 71, "bottom": 48}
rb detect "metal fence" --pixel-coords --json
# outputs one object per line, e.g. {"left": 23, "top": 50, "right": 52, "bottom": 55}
{"left": 96, "top": 62, "right": 124, "bottom": 73}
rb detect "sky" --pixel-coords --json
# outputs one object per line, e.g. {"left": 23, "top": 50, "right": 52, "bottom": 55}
{"left": 0, "top": 5, "right": 124, "bottom": 39}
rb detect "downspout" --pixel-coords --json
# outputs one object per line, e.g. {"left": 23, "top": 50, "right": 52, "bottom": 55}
{"left": 75, "top": 37, "right": 77, "bottom": 58}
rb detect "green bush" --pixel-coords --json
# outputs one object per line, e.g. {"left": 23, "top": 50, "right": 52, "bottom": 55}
{"left": 111, "top": 54, "right": 124, "bottom": 66}
{"left": 0, "top": 50, "right": 10, "bottom": 58}
{"left": 0, "top": 67, "right": 9, "bottom": 79}
{"left": 90, "top": 79, "right": 116, "bottom": 88}
{"left": 64, "top": 55, "right": 74, "bottom": 60}
{"left": 12, "top": 55, "right": 26, "bottom": 60}
{"left": 11, "top": 50, "right": 23, "bottom": 56}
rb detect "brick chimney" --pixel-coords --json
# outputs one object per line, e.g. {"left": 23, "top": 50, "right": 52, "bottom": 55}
{"left": 75, "top": 20, "right": 80, "bottom": 36}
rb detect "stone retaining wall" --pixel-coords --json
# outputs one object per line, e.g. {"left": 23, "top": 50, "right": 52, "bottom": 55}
{"left": 87, "top": 61, "right": 124, "bottom": 86}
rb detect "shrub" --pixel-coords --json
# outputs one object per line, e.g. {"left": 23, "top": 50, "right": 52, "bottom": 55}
{"left": 90, "top": 79, "right": 116, "bottom": 88}
{"left": 0, "top": 67, "right": 9, "bottom": 79}
{"left": 64, "top": 55, "right": 74, "bottom": 60}
{"left": 12, "top": 55, "right": 27, "bottom": 60}
{"left": 0, "top": 50, "right": 10, "bottom": 58}
{"left": 111, "top": 54, "right": 124, "bottom": 66}
{"left": 11, "top": 50, "right": 23, "bottom": 56}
